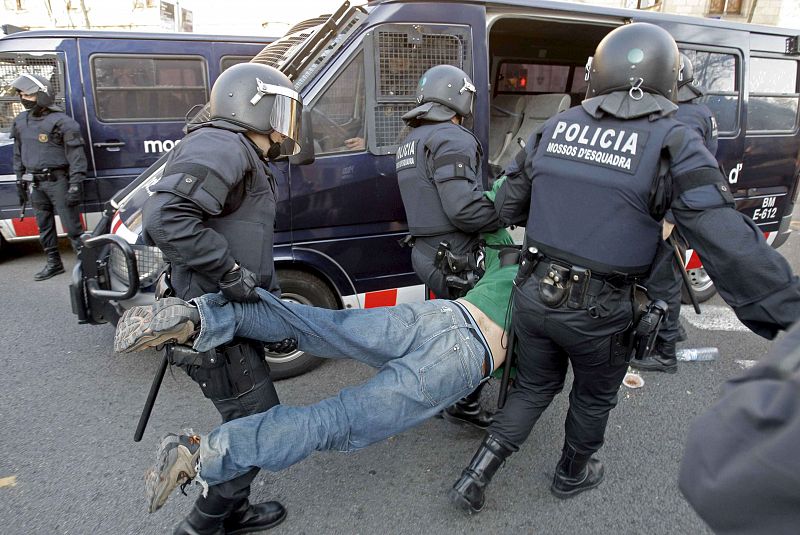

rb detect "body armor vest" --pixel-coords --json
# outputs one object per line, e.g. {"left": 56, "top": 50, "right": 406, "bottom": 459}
{"left": 525, "top": 106, "right": 678, "bottom": 275}
{"left": 14, "top": 110, "right": 73, "bottom": 171}
{"left": 156, "top": 128, "right": 278, "bottom": 297}
{"left": 396, "top": 121, "right": 482, "bottom": 237}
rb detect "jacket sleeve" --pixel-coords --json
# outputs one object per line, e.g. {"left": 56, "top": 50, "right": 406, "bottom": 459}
{"left": 428, "top": 128, "right": 501, "bottom": 234}
{"left": 11, "top": 119, "right": 24, "bottom": 178}
{"left": 667, "top": 126, "right": 800, "bottom": 339}
{"left": 59, "top": 117, "right": 88, "bottom": 185}
{"left": 144, "top": 192, "right": 237, "bottom": 284}
{"left": 494, "top": 129, "right": 542, "bottom": 226}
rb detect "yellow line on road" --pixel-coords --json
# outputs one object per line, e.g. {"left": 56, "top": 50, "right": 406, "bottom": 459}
{"left": 791, "top": 221, "right": 800, "bottom": 230}
{"left": 0, "top": 476, "right": 17, "bottom": 488}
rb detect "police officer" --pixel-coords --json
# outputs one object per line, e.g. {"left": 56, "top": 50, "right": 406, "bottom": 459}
{"left": 448, "top": 23, "right": 800, "bottom": 514}
{"left": 396, "top": 65, "right": 501, "bottom": 429}
{"left": 11, "top": 73, "right": 86, "bottom": 280}
{"left": 142, "top": 63, "right": 302, "bottom": 534}
{"left": 633, "top": 53, "right": 719, "bottom": 374}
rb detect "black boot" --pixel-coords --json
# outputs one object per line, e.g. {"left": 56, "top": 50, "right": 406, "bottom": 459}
{"left": 449, "top": 435, "right": 514, "bottom": 514}
{"left": 550, "top": 443, "right": 605, "bottom": 499}
{"left": 629, "top": 340, "right": 678, "bottom": 374}
{"left": 173, "top": 506, "right": 226, "bottom": 535}
{"left": 223, "top": 499, "right": 287, "bottom": 535}
{"left": 442, "top": 385, "right": 494, "bottom": 430}
{"left": 34, "top": 247, "right": 65, "bottom": 281}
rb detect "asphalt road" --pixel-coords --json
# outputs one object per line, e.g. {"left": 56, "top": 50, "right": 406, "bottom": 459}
{"left": 1, "top": 220, "right": 797, "bottom": 535}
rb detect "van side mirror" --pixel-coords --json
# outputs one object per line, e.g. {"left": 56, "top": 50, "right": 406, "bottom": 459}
{"left": 289, "top": 109, "right": 315, "bottom": 166}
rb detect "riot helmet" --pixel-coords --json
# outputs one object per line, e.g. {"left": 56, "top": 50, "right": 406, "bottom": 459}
{"left": 585, "top": 23, "right": 680, "bottom": 102}
{"left": 11, "top": 73, "right": 55, "bottom": 110}
{"left": 677, "top": 53, "right": 705, "bottom": 102}
{"left": 402, "top": 65, "right": 476, "bottom": 124}
{"left": 209, "top": 63, "right": 302, "bottom": 154}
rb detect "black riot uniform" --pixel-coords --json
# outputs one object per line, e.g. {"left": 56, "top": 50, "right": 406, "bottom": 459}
{"left": 396, "top": 65, "right": 501, "bottom": 299}
{"left": 11, "top": 73, "right": 86, "bottom": 280}
{"left": 142, "top": 63, "right": 302, "bottom": 535}
{"left": 449, "top": 23, "right": 800, "bottom": 515}
{"left": 396, "top": 65, "right": 501, "bottom": 429}
{"left": 634, "top": 53, "right": 720, "bottom": 373}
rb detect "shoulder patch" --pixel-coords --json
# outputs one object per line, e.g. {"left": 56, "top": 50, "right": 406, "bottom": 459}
{"left": 396, "top": 139, "right": 418, "bottom": 171}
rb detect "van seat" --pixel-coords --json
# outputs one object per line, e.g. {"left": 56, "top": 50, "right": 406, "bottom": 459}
{"left": 496, "top": 93, "right": 571, "bottom": 172}
{"left": 488, "top": 94, "right": 525, "bottom": 166}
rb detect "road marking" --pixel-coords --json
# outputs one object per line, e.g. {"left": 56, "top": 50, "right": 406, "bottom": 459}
{"left": 790, "top": 220, "right": 800, "bottom": 230}
{"left": 735, "top": 359, "right": 759, "bottom": 369}
{"left": 680, "top": 305, "right": 749, "bottom": 332}
{"left": 0, "top": 476, "right": 17, "bottom": 488}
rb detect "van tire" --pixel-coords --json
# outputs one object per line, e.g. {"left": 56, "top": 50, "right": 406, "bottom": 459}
{"left": 266, "top": 269, "right": 338, "bottom": 380}
{"left": 680, "top": 266, "right": 717, "bottom": 304}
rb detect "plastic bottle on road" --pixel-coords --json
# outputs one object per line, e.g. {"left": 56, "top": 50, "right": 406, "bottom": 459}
{"left": 676, "top": 347, "right": 719, "bottom": 362}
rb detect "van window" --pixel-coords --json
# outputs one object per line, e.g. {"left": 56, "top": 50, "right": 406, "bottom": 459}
{"left": 310, "top": 49, "right": 366, "bottom": 154}
{"left": 681, "top": 49, "right": 739, "bottom": 135}
{"left": 91, "top": 55, "right": 207, "bottom": 122}
{"left": 747, "top": 57, "right": 799, "bottom": 133}
{"left": 369, "top": 25, "right": 472, "bottom": 152}
{"left": 0, "top": 52, "right": 65, "bottom": 135}
{"left": 220, "top": 56, "right": 255, "bottom": 72}
{"left": 494, "top": 61, "right": 588, "bottom": 98}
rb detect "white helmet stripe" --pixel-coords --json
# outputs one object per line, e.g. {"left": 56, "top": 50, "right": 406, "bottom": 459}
{"left": 250, "top": 78, "right": 300, "bottom": 106}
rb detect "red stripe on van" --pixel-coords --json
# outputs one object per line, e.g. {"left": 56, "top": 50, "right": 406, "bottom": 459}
{"left": 12, "top": 216, "right": 40, "bottom": 237}
{"left": 364, "top": 289, "right": 398, "bottom": 308}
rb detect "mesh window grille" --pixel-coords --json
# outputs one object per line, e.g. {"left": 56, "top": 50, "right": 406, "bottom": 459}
{"left": 0, "top": 53, "right": 65, "bottom": 132}
{"left": 371, "top": 27, "right": 471, "bottom": 151}
{"left": 111, "top": 245, "right": 165, "bottom": 287}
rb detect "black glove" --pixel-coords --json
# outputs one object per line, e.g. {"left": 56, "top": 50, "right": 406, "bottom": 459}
{"left": 67, "top": 183, "right": 82, "bottom": 206}
{"left": 264, "top": 337, "right": 298, "bottom": 354}
{"left": 219, "top": 263, "right": 260, "bottom": 302}
{"left": 16, "top": 180, "right": 28, "bottom": 205}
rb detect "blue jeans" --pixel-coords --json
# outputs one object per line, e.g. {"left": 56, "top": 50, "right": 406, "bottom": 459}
{"left": 192, "top": 289, "right": 488, "bottom": 486}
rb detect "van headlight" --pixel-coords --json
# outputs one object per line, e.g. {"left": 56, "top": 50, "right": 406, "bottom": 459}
{"left": 110, "top": 245, "right": 165, "bottom": 287}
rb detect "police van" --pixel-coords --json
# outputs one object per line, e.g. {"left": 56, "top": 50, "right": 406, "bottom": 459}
{"left": 71, "top": 0, "right": 800, "bottom": 378}
{"left": 0, "top": 29, "right": 275, "bottom": 248}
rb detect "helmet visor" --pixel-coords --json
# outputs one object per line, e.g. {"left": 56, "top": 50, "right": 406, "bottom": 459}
{"left": 269, "top": 93, "right": 303, "bottom": 155}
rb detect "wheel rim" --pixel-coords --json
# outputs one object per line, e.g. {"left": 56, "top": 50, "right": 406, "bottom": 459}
{"left": 687, "top": 267, "right": 714, "bottom": 293}
{"left": 264, "top": 291, "right": 312, "bottom": 366}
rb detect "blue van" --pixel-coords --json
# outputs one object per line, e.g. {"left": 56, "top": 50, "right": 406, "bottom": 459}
{"left": 0, "top": 29, "right": 274, "bottom": 248}
{"left": 71, "top": 0, "right": 800, "bottom": 378}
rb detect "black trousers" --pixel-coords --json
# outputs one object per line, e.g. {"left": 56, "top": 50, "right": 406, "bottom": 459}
{"left": 30, "top": 178, "right": 83, "bottom": 251}
{"left": 489, "top": 275, "right": 632, "bottom": 455}
{"left": 645, "top": 237, "right": 683, "bottom": 344}
{"left": 186, "top": 340, "right": 280, "bottom": 514}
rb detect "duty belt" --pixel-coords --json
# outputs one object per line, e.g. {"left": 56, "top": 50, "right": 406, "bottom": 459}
{"left": 520, "top": 251, "right": 638, "bottom": 313}
{"left": 31, "top": 168, "right": 67, "bottom": 182}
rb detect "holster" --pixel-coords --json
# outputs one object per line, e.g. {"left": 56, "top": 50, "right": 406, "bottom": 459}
{"left": 609, "top": 286, "right": 668, "bottom": 366}
{"left": 434, "top": 240, "right": 482, "bottom": 298}
{"left": 186, "top": 342, "right": 270, "bottom": 401}
{"left": 169, "top": 345, "right": 222, "bottom": 369}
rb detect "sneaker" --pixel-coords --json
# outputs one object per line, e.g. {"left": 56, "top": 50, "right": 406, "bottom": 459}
{"left": 114, "top": 297, "right": 200, "bottom": 353}
{"left": 145, "top": 432, "right": 201, "bottom": 514}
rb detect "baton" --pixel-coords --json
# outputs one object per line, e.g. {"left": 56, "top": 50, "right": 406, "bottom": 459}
{"left": 134, "top": 347, "right": 170, "bottom": 442}
{"left": 670, "top": 234, "right": 701, "bottom": 315}
{"left": 497, "top": 325, "right": 516, "bottom": 409}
